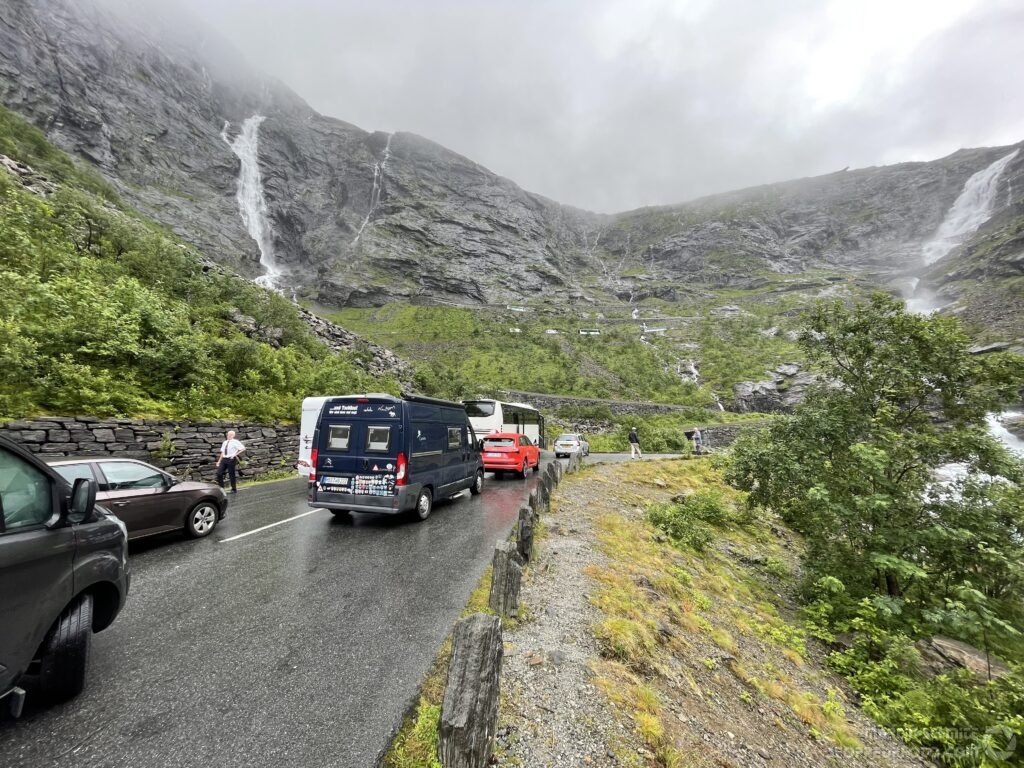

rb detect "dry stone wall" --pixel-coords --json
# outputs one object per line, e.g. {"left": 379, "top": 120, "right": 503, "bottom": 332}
{"left": 1, "top": 417, "right": 298, "bottom": 482}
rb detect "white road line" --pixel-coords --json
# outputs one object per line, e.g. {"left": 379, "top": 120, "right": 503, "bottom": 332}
{"left": 219, "top": 509, "right": 324, "bottom": 542}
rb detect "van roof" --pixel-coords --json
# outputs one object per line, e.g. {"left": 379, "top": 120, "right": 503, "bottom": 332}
{"left": 323, "top": 393, "right": 467, "bottom": 410}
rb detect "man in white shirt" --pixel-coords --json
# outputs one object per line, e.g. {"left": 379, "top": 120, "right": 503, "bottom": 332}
{"left": 216, "top": 430, "right": 246, "bottom": 494}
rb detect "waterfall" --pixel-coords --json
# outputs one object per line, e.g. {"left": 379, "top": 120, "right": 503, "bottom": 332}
{"left": 987, "top": 412, "right": 1024, "bottom": 458}
{"left": 352, "top": 134, "right": 393, "bottom": 245}
{"left": 922, "top": 148, "right": 1019, "bottom": 265}
{"left": 221, "top": 115, "right": 282, "bottom": 291}
{"left": 905, "top": 149, "right": 1019, "bottom": 314}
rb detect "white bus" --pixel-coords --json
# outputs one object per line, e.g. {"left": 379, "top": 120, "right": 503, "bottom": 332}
{"left": 462, "top": 399, "right": 546, "bottom": 447}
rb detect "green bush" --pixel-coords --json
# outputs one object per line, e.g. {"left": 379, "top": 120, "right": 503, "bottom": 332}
{"left": 646, "top": 489, "right": 743, "bottom": 551}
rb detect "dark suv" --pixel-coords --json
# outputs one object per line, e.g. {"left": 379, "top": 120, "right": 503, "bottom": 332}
{"left": 0, "top": 437, "right": 130, "bottom": 716}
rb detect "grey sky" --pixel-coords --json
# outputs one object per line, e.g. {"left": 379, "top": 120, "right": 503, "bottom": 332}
{"left": 177, "top": 0, "right": 1024, "bottom": 213}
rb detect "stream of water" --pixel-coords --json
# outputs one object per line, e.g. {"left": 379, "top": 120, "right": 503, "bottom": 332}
{"left": 352, "top": 134, "right": 393, "bottom": 245}
{"left": 221, "top": 115, "right": 282, "bottom": 290}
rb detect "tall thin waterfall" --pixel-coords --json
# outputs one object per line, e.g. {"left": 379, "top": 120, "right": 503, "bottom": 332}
{"left": 352, "top": 134, "right": 393, "bottom": 245}
{"left": 221, "top": 115, "right": 282, "bottom": 290}
{"left": 922, "top": 148, "right": 1019, "bottom": 265}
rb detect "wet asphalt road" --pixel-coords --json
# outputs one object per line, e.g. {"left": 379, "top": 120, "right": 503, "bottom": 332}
{"left": 1, "top": 468, "right": 543, "bottom": 767}
{"left": 0, "top": 452, "right": 676, "bottom": 767}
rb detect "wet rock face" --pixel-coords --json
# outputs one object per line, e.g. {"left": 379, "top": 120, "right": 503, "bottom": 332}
{"left": 731, "top": 364, "right": 819, "bottom": 413}
{"left": 2, "top": 0, "right": 1022, "bottom": 313}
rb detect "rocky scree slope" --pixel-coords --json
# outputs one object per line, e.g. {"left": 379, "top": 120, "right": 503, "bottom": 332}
{"left": 1, "top": 0, "right": 1022, "bottom": 332}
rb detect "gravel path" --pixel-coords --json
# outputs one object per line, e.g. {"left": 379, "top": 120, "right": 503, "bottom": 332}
{"left": 496, "top": 481, "right": 637, "bottom": 766}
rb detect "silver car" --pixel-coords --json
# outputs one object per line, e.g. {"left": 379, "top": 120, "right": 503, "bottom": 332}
{"left": 553, "top": 433, "right": 590, "bottom": 458}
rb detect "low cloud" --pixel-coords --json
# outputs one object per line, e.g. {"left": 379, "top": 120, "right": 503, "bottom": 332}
{"left": 177, "top": 0, "right": 1024, "bottom": 212}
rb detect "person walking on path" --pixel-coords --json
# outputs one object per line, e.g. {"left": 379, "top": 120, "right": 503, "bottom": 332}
{"left": 628, "top": 427, "right": 642, "bottom": 459}
{"left": 216, "top": 430, "right": 246, "bottom": 493}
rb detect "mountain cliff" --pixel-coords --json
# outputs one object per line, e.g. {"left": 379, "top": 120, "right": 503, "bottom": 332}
{"left": 1, "top": 0, "right": 1022, "bottom": 337}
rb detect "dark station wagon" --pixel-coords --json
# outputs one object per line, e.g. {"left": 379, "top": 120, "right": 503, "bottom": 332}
{"left": 44, "top": 457, "right": 228, "bottom": 540}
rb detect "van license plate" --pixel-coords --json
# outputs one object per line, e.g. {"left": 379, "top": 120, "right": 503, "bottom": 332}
{"left": 320, "top": 476, "right": 352, "bottom": 493}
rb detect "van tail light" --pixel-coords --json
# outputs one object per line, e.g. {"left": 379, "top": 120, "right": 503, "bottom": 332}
{"left": 396, "top": 452, "right": 408, "bottom": 486}
{"left": 310, "top": 448, "right": 318, "bottom": 480}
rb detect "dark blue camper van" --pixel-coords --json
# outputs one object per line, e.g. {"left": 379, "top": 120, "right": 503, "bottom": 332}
{"left": 308, "top": 394, "right": 485, "bottom": 521}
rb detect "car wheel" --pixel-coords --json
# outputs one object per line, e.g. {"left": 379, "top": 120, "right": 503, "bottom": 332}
{"left": 533, "top": 459, "right": 540, "bottom": 473}
{"left": 39, "top": 593, "right": 93, "bottom": 703}
{"left": 520, "top": 460, "right": 529, "bottom": 479}
{"left": 412, "top": 487, "right": 433, "bottom": 521}
{"left": 470, "top": 469, "right": 484, "bottom": 495}
{"left": 185, "top": 500, "right": 220, "bottom": 538}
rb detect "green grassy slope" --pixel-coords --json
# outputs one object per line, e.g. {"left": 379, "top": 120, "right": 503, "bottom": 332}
{"left": 0, "top": 106, "right": 396, "bottom": 422}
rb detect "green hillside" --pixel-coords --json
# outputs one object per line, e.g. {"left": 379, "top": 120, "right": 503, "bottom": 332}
{"left": 0, "top": 106, "right": 396, "bottom": 422}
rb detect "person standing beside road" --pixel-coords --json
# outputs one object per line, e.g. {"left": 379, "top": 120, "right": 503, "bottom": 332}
{"left": 692, "top": 428, "right": 703, "bottom": 456}
{"left": 628, "top": 427, "right": 642, "bottom": 459}
{"left": 216, "top": 430, "right": 246, "bottom": 494}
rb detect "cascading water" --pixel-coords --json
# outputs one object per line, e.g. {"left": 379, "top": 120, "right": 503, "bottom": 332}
{"left": 352, "top": 134, "right": 393, "bottom": 245}
{"left": 221, "top": 115, "right": 282, "bottom": 291}
{"left": 905, "top": 149, "right": 1019, "bottom": 315}
{"left": 922, "top": 149, "right": 1019, "bottom": 266}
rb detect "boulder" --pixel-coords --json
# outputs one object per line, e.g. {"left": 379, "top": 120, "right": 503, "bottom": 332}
{"left": 916, "top": 636, "right": 1010, "bottom": 680}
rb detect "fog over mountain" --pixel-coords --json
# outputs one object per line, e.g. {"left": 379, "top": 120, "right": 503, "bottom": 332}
{"left": 175, "top": 0, "right": 1024, "bottom": 213}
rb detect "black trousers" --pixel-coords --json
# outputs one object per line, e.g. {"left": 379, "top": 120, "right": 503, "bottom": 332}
{"left": 216, "top": 457, "right": 237, "bottom": 491}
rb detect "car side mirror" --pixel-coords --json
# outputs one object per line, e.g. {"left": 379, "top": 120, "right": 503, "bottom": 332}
{"left": 68, "top": 477, "right": 97, "bottom": 525}
{"left": 164, "top": 474, "right": 178, "bottom": 488}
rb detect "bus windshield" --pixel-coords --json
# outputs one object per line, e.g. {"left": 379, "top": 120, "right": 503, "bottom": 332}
{"left": 463, "top": 401, "right": 496, "bottom": 417}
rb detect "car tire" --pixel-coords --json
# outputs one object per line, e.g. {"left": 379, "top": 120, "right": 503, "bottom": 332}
{"left": 39, "top": 593, "right": 93, "bottom": 703}
{"left": 470, "top": 470, "right": 484, "bottom": 495}
{"left": 412, "top": 487, "right": 433, "bottom": 521}
{"left": 519, "top": 460, "right": 529, "bottom": 479}
{"left": 185, "top": 500, "right": 220, "bottom": 538}
{"left": 533, "top": 459, "right": 540, "bottom": 473}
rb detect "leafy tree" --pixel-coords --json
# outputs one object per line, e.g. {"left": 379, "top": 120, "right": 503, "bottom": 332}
{"left": 727, "top": 294, "right": 1024, "bottom": 628}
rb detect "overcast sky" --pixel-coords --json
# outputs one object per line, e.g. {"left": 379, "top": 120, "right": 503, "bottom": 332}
{"left": 178, "top": 0, "right": 1024, "bottom": 213}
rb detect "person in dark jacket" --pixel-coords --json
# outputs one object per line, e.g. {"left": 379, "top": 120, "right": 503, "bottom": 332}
{"left": 628, "top": 427, "right": 642, "bottom": 459}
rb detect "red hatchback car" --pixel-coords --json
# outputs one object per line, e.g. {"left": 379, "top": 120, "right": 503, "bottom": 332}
{"left": 481, "top": 432, "right": 541, "bottom": 478}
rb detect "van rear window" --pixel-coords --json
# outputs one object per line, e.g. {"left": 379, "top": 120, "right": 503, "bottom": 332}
{"left": 366, "top": 426, "right": 392, "bottom": 452}
{"left": 328, "top": 425, "right": 351, "bottom": 450}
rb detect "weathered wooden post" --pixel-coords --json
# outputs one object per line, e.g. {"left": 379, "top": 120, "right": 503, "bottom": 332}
{"left": 528, "top": 488, "right": 540, "bottom": 515}
{"left": 488, "top": 540, "right": 522, "bottom": 617}
{"left": 516, "top": 506, "right": 534, "bottom": 563}
{"left": 552, "top": 459, "right": 563, "bottom": 483}
{"left": 438, "top": 613, "right": 503, "bottom": 768}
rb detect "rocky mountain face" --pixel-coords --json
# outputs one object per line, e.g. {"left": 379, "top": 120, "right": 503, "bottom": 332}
{"left": 1, "top": 0, "right": 1022, "bottom": 332}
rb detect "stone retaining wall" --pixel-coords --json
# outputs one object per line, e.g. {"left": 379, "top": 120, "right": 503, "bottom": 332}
{"left": 1, "top": 417, "right": 298, "bottom": 482}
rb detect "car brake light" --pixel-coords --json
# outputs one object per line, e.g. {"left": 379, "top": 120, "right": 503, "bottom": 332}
{"left": 310, "top": 447, "right": 318, "bottom": 480}
{"left": 396, "top": 452, "right": 408, "bottom": 486}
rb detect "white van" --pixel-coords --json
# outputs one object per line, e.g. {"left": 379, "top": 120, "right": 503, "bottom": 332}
{"left": 298, "top": 396, "right": 332, "bottom": 478}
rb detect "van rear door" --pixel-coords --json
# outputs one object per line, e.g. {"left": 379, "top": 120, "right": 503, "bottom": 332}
{"left": 314, "top": 398, "right": 403, "bottom": 506}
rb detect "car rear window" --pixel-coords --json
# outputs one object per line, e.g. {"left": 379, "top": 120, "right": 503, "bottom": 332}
{"left": 483, "top": 438, "right": 516, "bottom": 447}
{"left": 327, "top": 424, "right": 351, "bottom": 450}
{"left": 556, "top": 434, "right": 578, "bottom": 442}
{"left": 365, "top": 425, "right": 392, "bottom": 452}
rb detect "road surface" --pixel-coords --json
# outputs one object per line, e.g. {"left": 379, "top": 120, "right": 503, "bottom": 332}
{"left": 0, "top": 453, "right": 679, "bottom": 766}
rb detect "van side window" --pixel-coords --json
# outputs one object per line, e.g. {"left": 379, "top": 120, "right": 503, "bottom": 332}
{"left": 366, "top": 426, "right": 392, "bottom": 452}
{"left": 447, "top": 427, "right": 462, "bottom": 450}
{"left": 328, "top": 425, "right": 351, "bottom": 450}
{"left": 0, "top": 448, "right": 53, "bottom": 531}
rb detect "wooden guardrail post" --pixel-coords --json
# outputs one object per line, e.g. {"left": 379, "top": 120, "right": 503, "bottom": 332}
{"left": 516, "top": 506, "right": 534, "bottom": 563}
{"left": 488, "top": 540, "right": 523, "bottom": 617}
{"left": 438, "top": 613, "right": 503, "bottom": 768}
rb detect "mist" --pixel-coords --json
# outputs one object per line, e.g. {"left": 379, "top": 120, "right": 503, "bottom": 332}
{"left": 173, "top": 0, "right": 1024, "bottom": 213}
